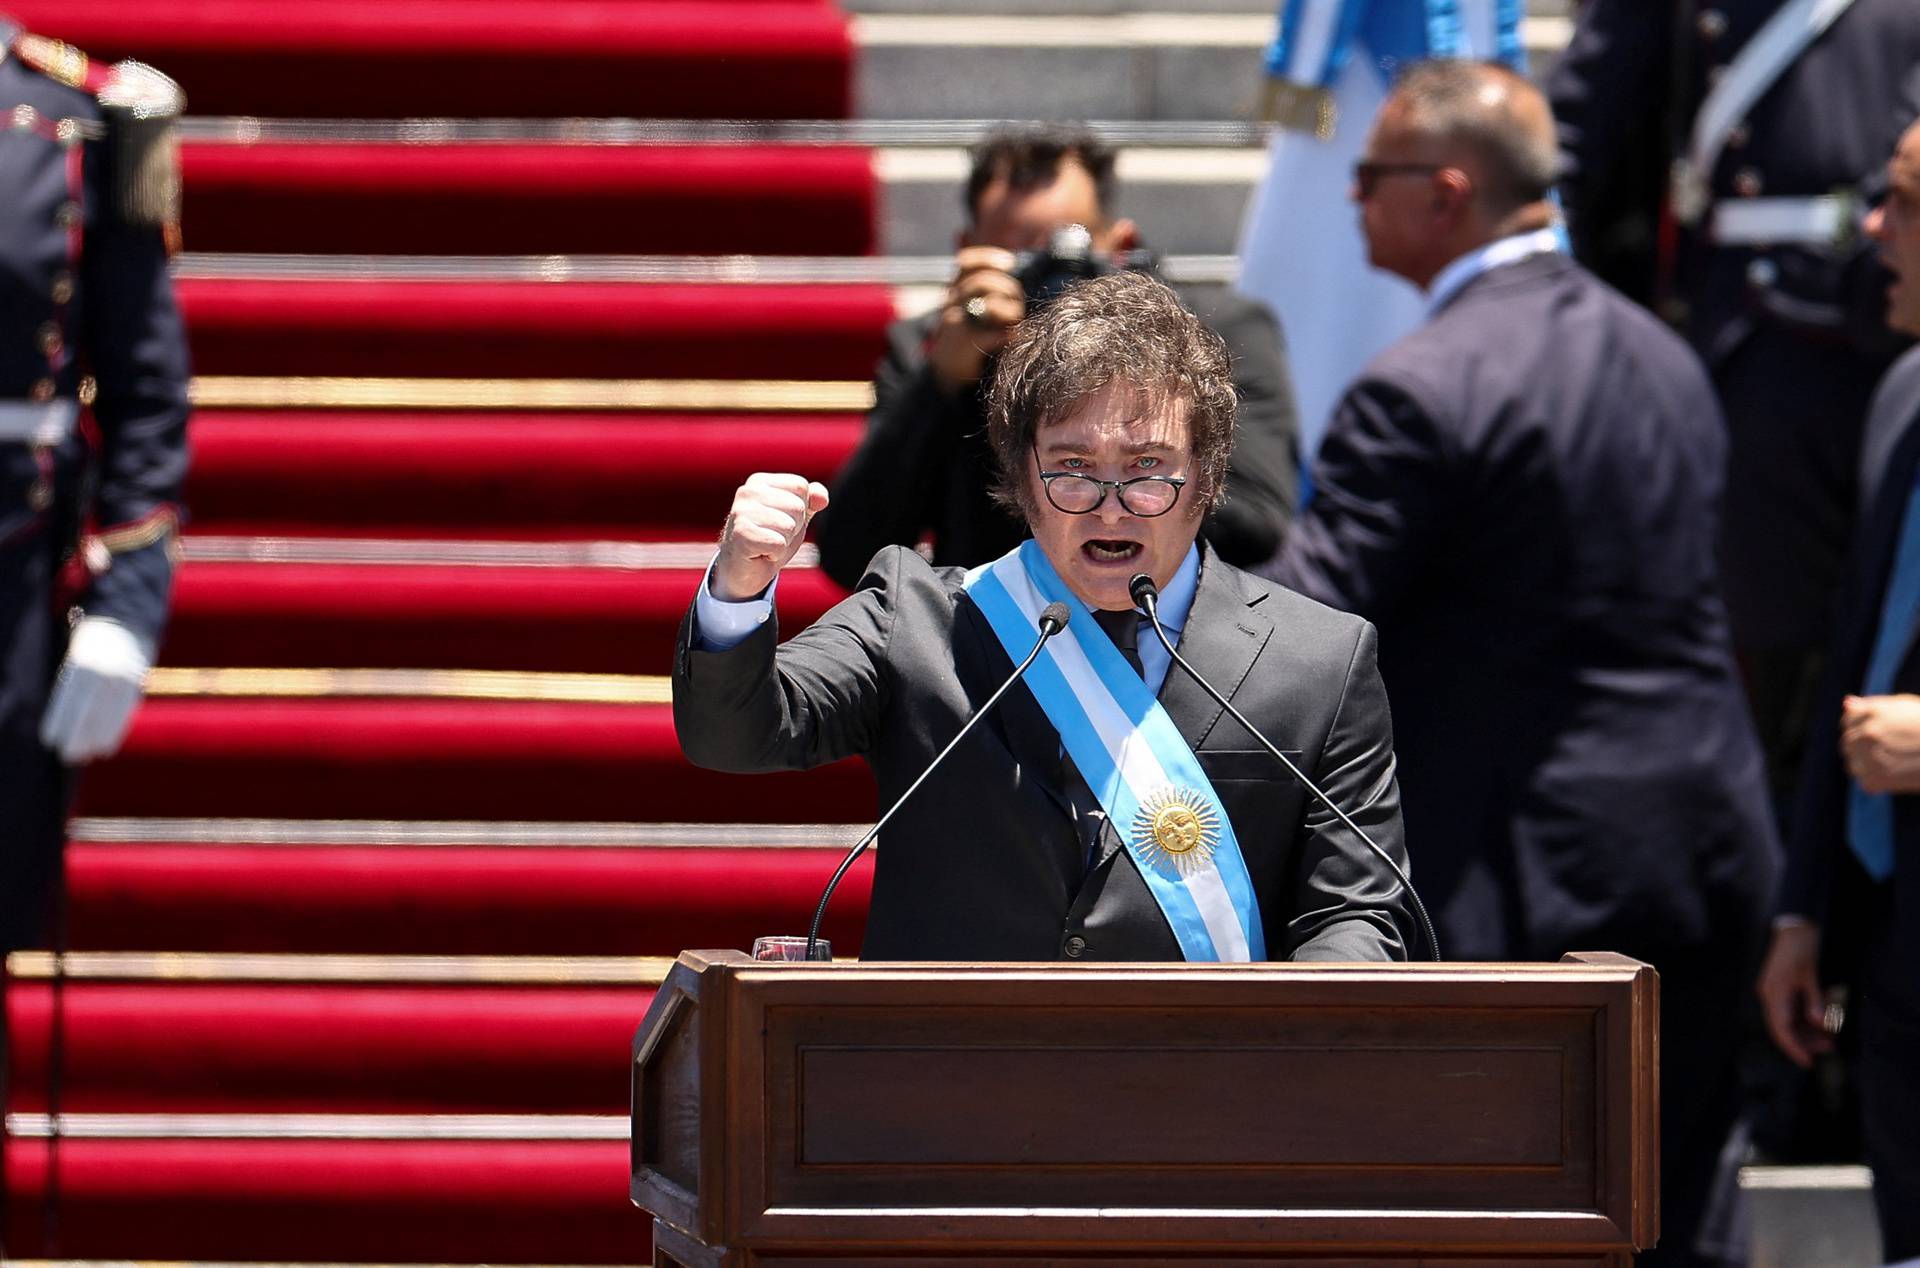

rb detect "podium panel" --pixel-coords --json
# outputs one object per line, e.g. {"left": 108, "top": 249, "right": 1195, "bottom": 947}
{"left": 632, "top": 952, "right": 1656, "bottom": 1267}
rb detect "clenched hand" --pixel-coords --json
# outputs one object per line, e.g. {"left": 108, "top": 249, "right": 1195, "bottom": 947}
{"left": 712, "top": 472, "right": 830, "bottom": 602}
{"left": 1840, "top": 693, "right": 1920, "bottom": 794}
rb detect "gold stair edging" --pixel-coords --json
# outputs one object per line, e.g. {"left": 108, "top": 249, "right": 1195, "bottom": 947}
{"left": 145, "top": 667, "right": 673, "bottom": 703}
{"left": 6, "top": 951, "right": 680, "bottom": 984}
{"left": 191, "top": 376, "right": 875, "bottom": 412}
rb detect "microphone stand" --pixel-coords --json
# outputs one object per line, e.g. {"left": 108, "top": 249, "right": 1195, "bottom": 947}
{"left": 1132, "top": 576, "right": 1441, "bottom": 961}
{"left": 804, "top": 603, "right": 1070, "bottom": 960}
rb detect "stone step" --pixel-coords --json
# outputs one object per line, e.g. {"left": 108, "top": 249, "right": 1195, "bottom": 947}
{"left": 176, "top": 116, "right": 1275, "bottom": 256}
{"left": 1741, "top": 1165, "right": 1882, "bottom": 1268}
{"left": 879, "top": 144, "right": 1265, "bottom": 256}
{"left": 852, "top": 12, "right": 1574, "bottom": 121}
{"left": 843, "top": 0, "right": 1576, "bottom": 18}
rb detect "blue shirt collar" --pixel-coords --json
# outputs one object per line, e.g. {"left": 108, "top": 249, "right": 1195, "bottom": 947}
{"left": 1141, "top": 542, "right": 1201, "bottom": 636}
{"left": 1425, "top": 225, "right": 1563, "bottom": 315}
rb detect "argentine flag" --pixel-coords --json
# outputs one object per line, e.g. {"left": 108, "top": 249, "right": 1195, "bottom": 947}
{"left": 1238, "top": 0, "right": 1525, "bottom": 468}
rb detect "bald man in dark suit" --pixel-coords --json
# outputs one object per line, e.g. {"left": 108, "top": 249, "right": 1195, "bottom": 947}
{"left": 1265, "top": 61, "right": 1778, "bottom": 1267}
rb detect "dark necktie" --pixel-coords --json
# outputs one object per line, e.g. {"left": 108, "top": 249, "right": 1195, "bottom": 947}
{"left": 1093, "top": 607, "right": 1144, "bottom": 680}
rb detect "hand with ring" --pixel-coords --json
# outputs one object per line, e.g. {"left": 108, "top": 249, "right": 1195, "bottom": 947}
{"left": 928, "top": 246, "right": 1024, "bottom": 392}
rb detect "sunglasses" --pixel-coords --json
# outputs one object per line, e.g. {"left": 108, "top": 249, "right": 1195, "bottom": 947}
{"left": 1352, "top": 161, "right": 1444, "bottom": 199}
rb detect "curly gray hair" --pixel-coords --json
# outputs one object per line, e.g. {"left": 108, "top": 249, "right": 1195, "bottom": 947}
{"left": 985, "top": 270, "right": 1236, "bottom": 521}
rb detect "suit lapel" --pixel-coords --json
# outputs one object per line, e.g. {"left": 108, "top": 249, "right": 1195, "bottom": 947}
{"left": 1157, "top": 548, "right": 1273, "bottom": 750}
{"left": 1091, "top": 549, "right": 1272, "bottom": 871}
{"left": 1864, "top": 420, "right": 1920, "bottom": 681}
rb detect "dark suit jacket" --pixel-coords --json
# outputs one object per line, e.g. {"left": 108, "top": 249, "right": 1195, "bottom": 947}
{"left": 1782, "top": 345, "right": 1920, "bottom": 1019}
{"left": 674, "top": 544, "right": 1412, "bottom": 962}
{"left": 1268, "top": 253, "right": 1779, "bottom": 964}
{"left": 814, "top": 282, "right": 1300, "bottom": 588}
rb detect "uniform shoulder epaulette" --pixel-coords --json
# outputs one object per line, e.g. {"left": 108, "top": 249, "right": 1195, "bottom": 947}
{"left": 10, "top": 30, "right": 185, "bottom": 235}
{"left": 10, "top": 31, "right": 102, "bottom": 93}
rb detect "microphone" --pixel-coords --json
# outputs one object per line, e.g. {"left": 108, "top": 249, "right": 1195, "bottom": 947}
{"left": 1127, "top": 573, "right": 1440, "bottom": 961}
{"left": 802, "top": 600, "right": 1072, "bottom": 959}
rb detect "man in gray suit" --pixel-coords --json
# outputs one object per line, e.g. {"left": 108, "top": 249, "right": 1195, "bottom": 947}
{"left": 674, "top": 272, "right": 1414, "bottom": 963}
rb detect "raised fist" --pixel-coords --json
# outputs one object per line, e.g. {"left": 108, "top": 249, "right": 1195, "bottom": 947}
{"left": 712, "top": 472, "right": 830, "bottom": 602}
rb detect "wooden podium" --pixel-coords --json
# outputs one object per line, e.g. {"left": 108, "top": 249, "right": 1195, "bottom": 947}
{"left": 630, "top": 951, "right": 1658, "bottom": 1266}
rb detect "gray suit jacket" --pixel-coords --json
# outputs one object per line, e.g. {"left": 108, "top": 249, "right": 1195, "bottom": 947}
{"left": 673, "top": 544, "right": 1412, "bottom": 961}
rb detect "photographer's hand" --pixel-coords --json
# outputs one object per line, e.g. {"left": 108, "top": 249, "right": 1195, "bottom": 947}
{"left": 928, "top": 246, "right": 1024, "bottom": 393}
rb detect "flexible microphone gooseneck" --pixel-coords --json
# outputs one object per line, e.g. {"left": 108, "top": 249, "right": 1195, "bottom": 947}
{"left": 1128, "top": 573, "right": 1441, "bottom": 961}
{"left": 803, "top": 600, "right": 1073, "bottom": 960}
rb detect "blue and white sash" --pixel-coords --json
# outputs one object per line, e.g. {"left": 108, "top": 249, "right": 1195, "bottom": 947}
{"left": 963, "top": 542, "right": 1266, "bottom": 962}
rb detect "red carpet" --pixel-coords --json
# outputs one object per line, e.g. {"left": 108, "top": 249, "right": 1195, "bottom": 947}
{"left": 76, "top": 699, "right": 875, "bottom": 821}
{"left": 5, "top": 1138, "right": 640, "bottom": 1261}
{"left": 182, "top": 143, "right": 877, "bottom": 256}
{"left": 67, "top": 843, "right": 873, "bottom": 955}
{"left": 1, "top": 1, "right": 852, "bottom": 119}
{"left": 184, "top": 411, "right": 864, "bottom": 540}
{"left": 7, "top": 0, "right": 889, "bottom": 1257}
{"left": 8, "top": 982, "right": 656, "bottom": 1113}
{"left": 177, "top": 278, "right": 895, "bottom": 379}
{"left": 165, "top": 561, "right": 847, "bottom": 672}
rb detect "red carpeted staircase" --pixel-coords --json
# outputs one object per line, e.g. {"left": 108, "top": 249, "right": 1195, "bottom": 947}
{"left": 0, "top": 1, "right": 855, "bottom": 118}
{"left": 180, "top": 143, "right": 880, "bottom": 256}
{"left": 2, "top": 0, "right": 889, "bottom": 1259}
{"left": 178, "top": 277, "right": 896, "bottom": 379}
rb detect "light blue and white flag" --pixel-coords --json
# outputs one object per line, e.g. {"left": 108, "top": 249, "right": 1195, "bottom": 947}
{"left": 1239, "top": 0, "right": 1526, "bottom": 469}
{"left": 964, "top": 542, "right": 1266, "bottom": 962}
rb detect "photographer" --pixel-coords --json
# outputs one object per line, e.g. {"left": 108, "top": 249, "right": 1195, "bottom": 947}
{"left": 815, "top": 125, "right": 1300, "bottom": 589}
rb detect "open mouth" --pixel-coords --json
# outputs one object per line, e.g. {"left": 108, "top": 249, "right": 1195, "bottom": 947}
{"left": 1083, "top": 539, "right": 1142, "bottom": 562}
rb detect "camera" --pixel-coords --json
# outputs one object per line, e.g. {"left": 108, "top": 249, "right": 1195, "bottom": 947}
{"left": 1011, "top": 224, "right": 1153, "bottom": 312}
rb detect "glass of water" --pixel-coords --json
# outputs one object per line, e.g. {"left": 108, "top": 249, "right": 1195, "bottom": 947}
{"left": 751, "top": 935, "right": 832, "bottom": 962}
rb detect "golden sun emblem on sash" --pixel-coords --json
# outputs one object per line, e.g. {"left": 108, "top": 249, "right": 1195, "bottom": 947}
{"left": 1131, "top": 787, "right": 1221, "bottom": 878}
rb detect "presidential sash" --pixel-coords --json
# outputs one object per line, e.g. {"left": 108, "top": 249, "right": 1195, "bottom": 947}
{"left": 963, "top": 542, "right": 1267, "bottom": 962}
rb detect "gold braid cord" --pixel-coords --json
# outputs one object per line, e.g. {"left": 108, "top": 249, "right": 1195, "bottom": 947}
{"left": 94, "top": 505, "right": 179, "bottom": 556}
{"left": 13, "top": 33, "right": 93, "bottom": 90}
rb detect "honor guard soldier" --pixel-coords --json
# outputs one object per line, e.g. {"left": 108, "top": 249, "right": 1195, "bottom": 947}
{"left": 1550, "top": 0, "right": 1920, "bottom": 806}
{"left": 0, "top": 19, "right": 191, "bottom": 955}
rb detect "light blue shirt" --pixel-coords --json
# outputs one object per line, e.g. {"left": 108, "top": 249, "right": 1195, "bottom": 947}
{"left": 692, "top": 542, "right": 1204, "bottom": 696}
{"left": 691, "top": 559, "right": 777, "bottom": 650}
{"left": 1134, "top": 544, "right": 1200, "bottom": 697}
{"left": 1425, "top": 225, "right": 1564, "bottom": 315}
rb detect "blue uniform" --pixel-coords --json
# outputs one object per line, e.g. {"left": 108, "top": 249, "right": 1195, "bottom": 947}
{"left": 0, "top": 22, "right": 190, "bottom": 949}
{"left": 1550, "top": 0, "right": 1920, "bottom": 799}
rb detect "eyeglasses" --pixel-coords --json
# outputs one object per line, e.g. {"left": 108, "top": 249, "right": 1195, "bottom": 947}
{"left": 1352, "top": 160, "right": 1444, "bottom": 199}
{"left": 1034, "top": 449, "right": 1187, "bottom": 517}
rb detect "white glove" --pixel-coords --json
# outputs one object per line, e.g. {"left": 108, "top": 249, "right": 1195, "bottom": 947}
{"left": 40, "top": 616, "right": 155, "bottom": 764}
